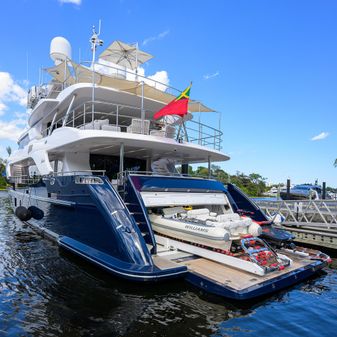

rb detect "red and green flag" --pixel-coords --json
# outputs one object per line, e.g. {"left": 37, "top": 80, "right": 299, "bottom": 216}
{"left": 153, "top": 83, "right": 192, "bottom": 120}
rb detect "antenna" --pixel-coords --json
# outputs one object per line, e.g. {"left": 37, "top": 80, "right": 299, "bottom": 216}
{"left": 90, "top": 21, "right": 104, "bottom": 122}
{"left": 38, "top": 67, "right": 41, "bottom": 86}
{"left": 26, "top": 52, "right": 29, "bottom": 89}
{"left": 98, "top": 19, "right": 102, "bottom": 36}
{"left": 90, "top": 20, "right": 104, "bottom": 64}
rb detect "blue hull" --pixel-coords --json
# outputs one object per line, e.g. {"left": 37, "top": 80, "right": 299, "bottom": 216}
{"left": 59, "top": 236, "right": 186, "bottom": 281}
{"left": 8, "top": 174, "right": 329, "bottom": 300}
{"left": 9, "top": 175, "right": 187, "bottom": 282}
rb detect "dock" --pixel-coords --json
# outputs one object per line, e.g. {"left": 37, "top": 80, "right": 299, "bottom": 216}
{"left": 254, "top": 199, "right": 337, "bottom": 250}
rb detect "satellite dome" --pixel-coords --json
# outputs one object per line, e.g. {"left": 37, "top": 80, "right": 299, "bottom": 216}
{"left": 50, "top": 37, "right": 72, "bottom": 65}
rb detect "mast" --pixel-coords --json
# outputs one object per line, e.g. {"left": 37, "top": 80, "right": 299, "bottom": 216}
{"left": 89, "top": 21, "right": 104, "bottom": 123}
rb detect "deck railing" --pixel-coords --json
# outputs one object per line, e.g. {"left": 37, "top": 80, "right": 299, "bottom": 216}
{"left": 8, "top": 175, "right": 42, "bottom": 185}
{"left": 41, "top": 100, "right": 223, "bottom": 151}
{"left": 81, "top": 60, "right": 181, "bottom": 97}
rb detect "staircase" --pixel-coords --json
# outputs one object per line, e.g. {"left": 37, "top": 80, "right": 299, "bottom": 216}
{"left": 118, "top": 174, "right": 157, "bottom": 254}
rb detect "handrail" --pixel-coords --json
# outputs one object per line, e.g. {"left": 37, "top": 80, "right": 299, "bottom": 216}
{"left": 8, "top": 170, "right": 106, "bottom": 184}
{"left": 40, "top": 99, "right": 223, "bottom": 150}
{"left": 50, "top": 170, "right": 106, "bottom": 176}
{"left": 81, "top": 60, "right": 180, "bottom": 97}
{"left": 8, "top": 175, "right": 42, "bottom": 185}
{"left": 117, "top": 170, "right": 215, "bottom": 182}
{"left": 254, "top": 199, "right": 337, "bottom": 225}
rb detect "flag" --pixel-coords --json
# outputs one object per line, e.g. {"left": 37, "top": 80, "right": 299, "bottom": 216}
{"left": 153, "top": 83, "right": 191, "bottom": 120}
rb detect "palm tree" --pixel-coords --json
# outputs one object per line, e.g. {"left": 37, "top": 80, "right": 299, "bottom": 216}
{"left": 6, "top": 146, "right": 12, "bottom": 157}
{"left": 334, "top": 159, "right": 337, "bottom": 167}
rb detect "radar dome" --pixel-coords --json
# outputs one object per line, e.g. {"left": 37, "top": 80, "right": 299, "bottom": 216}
{"left": 50, "top": 37, "right": 72, "bottom": 65}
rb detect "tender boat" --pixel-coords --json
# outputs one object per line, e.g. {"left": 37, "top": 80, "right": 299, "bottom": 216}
{"left": 6, "top": 29, "right": 330, "bottom": 300}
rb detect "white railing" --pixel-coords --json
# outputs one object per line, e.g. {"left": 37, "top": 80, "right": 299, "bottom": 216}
{"left": 8, "top": 175, "right": 42, "bottom": 185}
{"left": 42, "top": 100, "right": 223, "bottom": 150}
{"left": 39, "top": 60, "right": 181, "bottom": 99}
{"left": 117, "top": 170, "right": 213, "bottom": 180}
{"left": 255, "top": 199, "right": 337, "bottom": 225}
{"left": 50, "top": 170, "right": 106, "bottom": 177}
{"left": 80, "top": 61, "right": 181, "bottom": 97}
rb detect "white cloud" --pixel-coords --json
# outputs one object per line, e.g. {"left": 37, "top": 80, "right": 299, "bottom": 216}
{"left": 147, "top": 70, "right": 169, "bottom": 91}
{"left": 311, "top": 131, "right": 330, "bottom": 141}
{"left": 0, "top": 72, "right": 27, "bottom": 113}
{"left": 143, "top": 29, "right": 170, "bottom": 46}
{"left": 203, "top": 71, "right": 220, "bottom": 80}
{"left": 0, "top": 102, "right": 7, "bottom": 116}
{"left": 0, "top": 119, "right": 26, "bottom": 141}
{"left": 126, "top": 66, "right": 169, "bottom": 91}
{"left": 58, "top": 0, "right": 82, "bottom": 5}
{"left": 0, "top": 145, "right": 5, "bottom": 159}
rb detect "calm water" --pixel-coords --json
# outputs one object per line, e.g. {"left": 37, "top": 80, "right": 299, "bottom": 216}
{"left": 0, "top": 191, "right": 336, "bottom": 337}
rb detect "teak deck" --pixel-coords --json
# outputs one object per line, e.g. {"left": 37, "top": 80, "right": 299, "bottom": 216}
{"left": 152, "top": 255, "right": 182, "bottom": 270}
{"left": 177, "top": 254, "right": 314, "bottom": 291}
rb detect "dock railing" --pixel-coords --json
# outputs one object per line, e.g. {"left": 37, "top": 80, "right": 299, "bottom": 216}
{"left": 255, "top": 199, "right": 337, "bottom": 227}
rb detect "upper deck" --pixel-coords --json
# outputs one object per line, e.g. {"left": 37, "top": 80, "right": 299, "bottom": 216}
{"left": 11, "top": 37, "right": 228, "bottom": 177}
{"left": 21, "top": 60, "right": 224, "bottom": 153}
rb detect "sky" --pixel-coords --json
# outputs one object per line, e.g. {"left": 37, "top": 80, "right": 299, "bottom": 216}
{"left": 0, "top": 0, "right": 336, "bottom": 186}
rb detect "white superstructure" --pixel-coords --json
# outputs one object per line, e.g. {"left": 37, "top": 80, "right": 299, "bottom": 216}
{"left": 7, "top": 33, "right": 228, "bottom": 181}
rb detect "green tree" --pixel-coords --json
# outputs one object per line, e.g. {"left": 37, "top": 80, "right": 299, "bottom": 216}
{"left": 0, "top": 158, "right": 7, "bottom": 189}
{"left": 195, "top": 166, "right": 209, "bottom": 177}
{"left": 180, "top": 165, "right": 269, "bottom": 197}
{"left": 6, "top": 146, "right": 12, "bottom": 157}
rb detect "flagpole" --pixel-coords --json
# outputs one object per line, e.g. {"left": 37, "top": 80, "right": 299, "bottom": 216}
{"left": 135, "top": 42, "right": 139, "bottom": 81}
{"left": 141, "top": 80, "right": 145, "bottom": 134}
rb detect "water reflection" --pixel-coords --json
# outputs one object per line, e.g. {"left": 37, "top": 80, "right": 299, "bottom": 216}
{"left": 0, "top": 191, "right": 336, "bottom": 337}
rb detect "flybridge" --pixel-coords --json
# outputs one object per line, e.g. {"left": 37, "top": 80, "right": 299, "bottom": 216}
{"left": 23, "top": 30, "right": 223, "bottom": 158}
{"left": 28, "top": 31, "right": 214, "bottom": 113}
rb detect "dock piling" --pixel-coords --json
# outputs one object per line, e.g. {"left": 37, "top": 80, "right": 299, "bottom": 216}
{"left": 286, "top": 179, "right": 291, "bottom": 200}
{"left": 322, "top": 182, "right": 326, "bottom": 200}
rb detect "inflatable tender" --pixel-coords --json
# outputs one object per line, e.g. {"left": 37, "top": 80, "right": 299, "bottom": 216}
{"left": 150, "top": 214, "right": 231, "bottom": 241}
{"left": 149, "top": 208, "right": 262, "bottom": 242}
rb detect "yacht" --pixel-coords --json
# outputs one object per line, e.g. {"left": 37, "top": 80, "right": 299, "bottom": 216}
{"left": 280, "top": 184, "right": 324, "bottom": 200}
{"left": 6, "top": 30, "right": 330, "bottom": 300}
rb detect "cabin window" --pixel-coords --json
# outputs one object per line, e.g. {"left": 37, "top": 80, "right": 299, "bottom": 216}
{"left": 18, "top": 134, "right": 30, "bottom": 149}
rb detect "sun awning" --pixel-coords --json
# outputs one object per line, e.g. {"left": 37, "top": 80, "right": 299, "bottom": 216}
{"left": 46, "top": 61, "right": 215, "bottom": 112}
{"left": 122, "top": 82, "right": 214, "bottom": 112}
{"left": 45, "top": 61, "right": 75, "bottom": 85}
{"left": 99, "top": 40, "right": 153, "bottom": 70}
